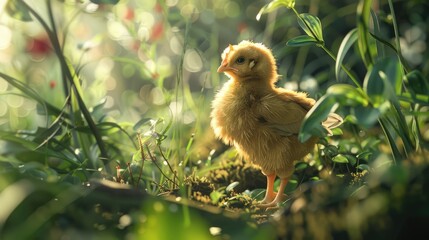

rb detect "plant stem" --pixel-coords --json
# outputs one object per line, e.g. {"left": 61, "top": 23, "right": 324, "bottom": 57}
{"left": 320, "top": 45, "right": 362, "bottom": 89}
{"left": 292, "top": 6, "right": 362, "bottom": 89}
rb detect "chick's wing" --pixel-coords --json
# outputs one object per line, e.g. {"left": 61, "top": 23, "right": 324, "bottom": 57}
{"left": 257, "top": 93, "right": 309, "bottom": 137}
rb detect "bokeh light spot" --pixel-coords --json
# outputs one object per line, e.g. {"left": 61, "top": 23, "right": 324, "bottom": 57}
{"left": 7, "top": 95, "right": 24, "bottom": 108}
{"left": 0, "top": 101, "right": 7, "bottom": 117}
{"left": 200, "top": 10, "right": 215, "bottom": 25}
{"left": 0, "top": 79, "right": 8, "bottom": 92}
{"left": 181, "top": 4, "right": 199, "bottom": 21}
{"left": 139, "top": 12, "right": 155, "bottom": 28}
{"left": 184, "top": 49, "right": 203, "bottom": 73}
{"left": 0, "top": 25, "right": 12, "bottom": 50}
{"left": 169, "top": 35, "right": 183, "bottom": 55}
{"left": 166, "top": 0, "right": 179, "bottom": 7}
{"left": 106, "top": 77, "right": 117, "bottom": 91}
{"left": 107, "top": 20, "right": 131, "bottom": 41}
{"left": 150, "top": 87, "right": 165, "bottom": 105}
{"left": 224, "top": 2, "right": 240, "bottom": 18}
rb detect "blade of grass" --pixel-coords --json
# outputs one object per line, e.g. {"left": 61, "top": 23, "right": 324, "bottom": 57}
{"left": 357, "top": 0, "right": 375, "bottom": 67}
{"left": 335, "top": 28, "right": 358, "bottom": 82}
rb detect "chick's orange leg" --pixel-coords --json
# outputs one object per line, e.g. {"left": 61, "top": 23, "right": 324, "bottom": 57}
{"left": 272, "top": 178, "right": 288, "bottom": 203}
{"left": 259, "top": 174, "right": 276, "bottom": 204}
{"left": 258, "top": 178, "right": 288, "bottom": 208}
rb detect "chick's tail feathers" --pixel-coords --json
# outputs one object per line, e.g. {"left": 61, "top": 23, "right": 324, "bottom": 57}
{"left": 322, "top": 113, "right": 344, "bottom": 136}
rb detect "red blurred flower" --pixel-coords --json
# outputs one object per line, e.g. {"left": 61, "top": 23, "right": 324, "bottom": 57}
{"left": 124, "top": 7, "right": 135, "bottom": 21}
{"left": 26, "top": 36, "right": 52, "bottom": 55}
{"left": 149, "top": 22, "right": 164, "bottom": 42}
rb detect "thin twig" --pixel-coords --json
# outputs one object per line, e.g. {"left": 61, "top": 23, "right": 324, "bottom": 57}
{"left": 144, "top": 144, "right": 176, "bottom": 189}
{"left": 127, "top": 162, "right": 135, "bottom": 186}
{"left": 157, "top": 144, "right": 179, "bottom": 187}
{"left": 136, "top": 133, "right": 146, "bottom": 188}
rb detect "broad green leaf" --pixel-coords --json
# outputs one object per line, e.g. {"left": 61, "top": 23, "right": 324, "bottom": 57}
{"left": 324, "top": 145, "right": 339, "bottom": 157}
{"left": 363, "top": 66, "right": 383, "bottom": 106}
{"left": 357, "top": 164, "right": 371, "bottom": 171}
{"left": 350, "top": 106, "right": 381, "bottom": 128}
{"left": 295, "top": 162, "right": 309, "bottom": 171}
{"left": 363, "top": 58, "right": 402, "bottom": 107}
{"left": 336, "top": 29, "right": 358, "bottom": 81}
{"left": 332, "top": 154, "right": 349, "bottom": 163}
{"left": 380, "top": 58, "right": 402, "bottom": 95}
{"left": 5, "top": 0, "right": 32, "bottom": 21}
{"left": 326, "top": 84, "right": 368, "bottom": 106}
{"left": 346, "top": 155, "right": 357, "bottom": 165}
{"left": 357, "top": 151, "right": 372, "bottom": 161}
{"left": 297, "top": 13, "right": 324, "bottom": 43}
{"left": 286, "top": 35, "right": 318, "bottom": 47}
{"left": 256, "top": 0, "right": 295, "bottom": 20}
{"left": 330, "top": 128, "right": 343, "bottom": 136}
{"left": 90, "top": 0, "right": 120, "bottom": 4}
{"left": 299, "top": 95, "right": 338, "bottom": 142}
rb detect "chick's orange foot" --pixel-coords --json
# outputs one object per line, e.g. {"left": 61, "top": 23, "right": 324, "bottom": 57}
{"left": 210, "top": 40, "right": 343, "bottom": 208}
{"left": 257, "top": 175, "right": 288, "bottom": 208}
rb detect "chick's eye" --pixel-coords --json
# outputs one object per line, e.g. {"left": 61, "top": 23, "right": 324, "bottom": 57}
{"left": 235, "top": 57, "right": 245, "bottom": 64}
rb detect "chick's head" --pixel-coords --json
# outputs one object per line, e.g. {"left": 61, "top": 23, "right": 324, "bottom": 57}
{"left": 218, "top": 40, "right": 278, "bottom": 84}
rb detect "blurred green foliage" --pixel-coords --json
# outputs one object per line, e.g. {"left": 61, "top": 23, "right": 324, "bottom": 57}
{"left": 0, "top": 0, "right": 428, "bottom": 239}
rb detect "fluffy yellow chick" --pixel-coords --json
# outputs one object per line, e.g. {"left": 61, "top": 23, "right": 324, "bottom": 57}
{"left": 210, "top": 41, "right": 343, "bottom": 208}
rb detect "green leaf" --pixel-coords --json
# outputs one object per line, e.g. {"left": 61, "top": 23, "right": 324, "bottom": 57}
{"left": 346, "top": 155, "right": 358, "bottom": 166}
{"left": 350, "top": 106, "right": 381, "bottom": 128}
{"left": 363, "top": 58, "right": 402, "bottom": 107}
{"left": 295, "top": 162, "right": 309, "bottom": 171}
{"left": 330, "top": 128, "right": 343, "bottom": 136}
{"left": 357, "top": 164, "right": 371, "bottom": 172}
{"left": 256, "top": 0, "right": 295, "bottom": 20}
{"left": 405, "top": 70, "right": 429, "bottom": 95}
{"left": 336, "top": 29, "right": 358, "bottom": 81}
{"left": 357, "top": 151, "right": 372, "bottom": 161}
{"left": 326, "top": 84, "right": 368, "bottom": 106}
{"left": 5, "top": 0, "right": 32, "bottom": 21}
{"left": 332, "top": 154, "right": 349, "bottom": 163}
{"left": 379, "top": 117, "right": 404, "bottom": 163}
{"left": 357, "top": 0, "right": 376, "bottom": 67}
{"left": 297, "top": 13, "right": 324, "bottom": 43}
{"left": 210, "top": 190, "right": 225, "bottom": 204}
{"left": 299, "top": 95, "right": 338, "bottom": 142}
{"left": 90, "top": 0, "right": 120, "bottom": 4}
{"left": 286, "top": 35, "right": 318, "bottom": 47}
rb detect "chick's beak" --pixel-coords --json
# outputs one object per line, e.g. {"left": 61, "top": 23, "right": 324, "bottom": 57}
{"left": 217, "top": 59, "right": 236, "bottom": 73}
{"left": 217, "top": 63, "right": 229, "bottom": 73}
